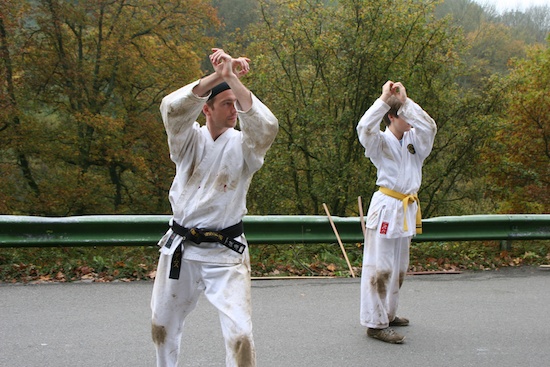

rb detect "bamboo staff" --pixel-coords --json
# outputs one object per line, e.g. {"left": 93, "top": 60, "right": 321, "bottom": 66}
{"left": 322, "top": 203, "right": 356, "bottom": 278}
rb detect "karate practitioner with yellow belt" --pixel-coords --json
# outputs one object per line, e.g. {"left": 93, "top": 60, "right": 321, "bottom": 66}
{"left": 356, "top": 81, "right": 437, "bottom": 344}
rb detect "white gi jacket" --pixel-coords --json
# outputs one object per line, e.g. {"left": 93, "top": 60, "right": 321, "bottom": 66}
{"left": 357, "top": 98, "right": 437, "bottom": 239}
{"left": 157, "top": 80, "right": 278, "bottom": 263}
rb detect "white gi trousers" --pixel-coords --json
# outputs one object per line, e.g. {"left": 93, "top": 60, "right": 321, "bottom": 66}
{"left": 360, "top": 228, "right": 410, "bottom": 329}
{"left": 151, "top": 252, "right": 255, "bottom": 367}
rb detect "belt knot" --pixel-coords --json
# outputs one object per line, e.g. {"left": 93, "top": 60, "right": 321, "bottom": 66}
{"left": 379, "top": 187, "right": 422, "bottom": 234}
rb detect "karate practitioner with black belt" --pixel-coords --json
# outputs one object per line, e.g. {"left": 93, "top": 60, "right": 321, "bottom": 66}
{"left": 151, "top": 48, "right": 278, "bottom": 367}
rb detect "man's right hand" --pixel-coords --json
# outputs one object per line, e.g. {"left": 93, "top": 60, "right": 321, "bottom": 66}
{"left": 210, "top": 48, "right": 250, "bottom": 80}
{"left": 380, "top": 80, "right": 394, "bottom": 103}
{"left": 380, "top": 80, "right": 407, "bottom": 104}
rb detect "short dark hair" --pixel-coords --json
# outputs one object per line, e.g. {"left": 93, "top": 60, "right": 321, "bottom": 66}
{"left": 382, "top": 95, "right": 402, "bottom": 126}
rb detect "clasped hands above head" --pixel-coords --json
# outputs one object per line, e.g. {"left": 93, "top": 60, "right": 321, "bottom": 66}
{"left": 210, "top": 48, "right": 250, "bottom": 79}
{"left": 381, "top": 80, "right": 407, "bottom": 103}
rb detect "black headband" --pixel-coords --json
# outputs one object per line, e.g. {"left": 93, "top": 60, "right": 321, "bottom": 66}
{"left": 207, "top": 82, "right": 231, "bottom": 101}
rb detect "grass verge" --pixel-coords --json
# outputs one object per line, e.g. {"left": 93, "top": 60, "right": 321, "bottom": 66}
{"left": 0, "top": 240, "right": 548, "bottom": 283}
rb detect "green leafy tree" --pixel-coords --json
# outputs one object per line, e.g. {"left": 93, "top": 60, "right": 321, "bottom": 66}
{"left": 463, "top": 22, "right": 526, "bottom": 86}
{"left": 0, "top": 0, "right": 219, "bottom": 215}
{"left": 485, "top": 42, "right": 550, "bottom": 213}
{"left": 239, "top": 0, "right": 497, "bottom": 218}
{"left": 500, "top": 6, "right": 550, "bottom": 44}
{"left": 0, "top": 0, "right": 40, "bottom": 214}
{"left": 436, "top": 0, "right": 494, "bottom": 33}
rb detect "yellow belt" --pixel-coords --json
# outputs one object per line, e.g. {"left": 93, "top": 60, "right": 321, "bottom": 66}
{"left": 379, "top": 187, "right": 422, "bottom": 234}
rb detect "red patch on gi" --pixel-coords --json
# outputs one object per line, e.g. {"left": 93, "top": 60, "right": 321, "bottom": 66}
{"left": 380, "top": 222, "right": 389, "bottom": 234}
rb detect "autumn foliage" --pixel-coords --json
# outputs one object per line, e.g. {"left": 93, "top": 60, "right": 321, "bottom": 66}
{"left": 1, "top": 1, "right": 549, "bottom": 282}
{"left": 1, "top": 0, "right": 549, "bottom": 218}
{"left": 484, "top": 44, "right": 550, "bottom": 213}
{"left": 0, "top": 0, "right": 219, "bottom": 215}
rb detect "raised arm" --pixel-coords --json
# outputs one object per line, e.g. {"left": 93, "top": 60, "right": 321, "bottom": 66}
{"left": 390, "top": 82, "right": 437, "bottom": 158}
{"left": 209, "top": 48, "right": 253, "bottom": 111}
{"left": 398, "top": 99, "right": 437, "bottom": 159}
{"left": 356, "top": 81, "right": 394, "bottom": 157}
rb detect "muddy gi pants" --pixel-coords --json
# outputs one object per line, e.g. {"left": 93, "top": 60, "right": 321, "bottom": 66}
{"left": 151, "top": 253, "right": 255, "bottom": 367}
{"left": 360, "top": 228, "right": 410, "bottom": 329}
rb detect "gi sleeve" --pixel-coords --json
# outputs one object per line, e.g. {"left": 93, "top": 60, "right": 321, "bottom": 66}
{"left": 159, "top": 80, "right": 206, "bottom": 162}
{"left": 356, "top": 98, "right": 390, "bottom": 159}
{"left": 398, "top": 98, "right": 437, "bottom": 159}
{"left": 237, "top": 93, "right": 279, "bottom": 173}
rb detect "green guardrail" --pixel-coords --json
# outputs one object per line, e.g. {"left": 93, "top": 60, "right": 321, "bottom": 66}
{"left": 0, "top": 214, "right": 549, "bottom": 248}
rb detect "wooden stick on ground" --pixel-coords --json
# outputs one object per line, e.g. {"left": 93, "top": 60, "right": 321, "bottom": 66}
{"left": 322, "top": 203, "right": 356, "bottom": 278}
{"left": 358, "top": 196, "right": 366, "bottom": 237}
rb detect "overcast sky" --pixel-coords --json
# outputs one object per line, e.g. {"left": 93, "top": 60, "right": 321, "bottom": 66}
{"left": 472, "top": 0, "right": 550, "bottom": 12}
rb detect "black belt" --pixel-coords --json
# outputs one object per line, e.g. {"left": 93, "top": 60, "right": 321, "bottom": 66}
{"left": 166, "top": 221, "right": 245, "bottom": 279}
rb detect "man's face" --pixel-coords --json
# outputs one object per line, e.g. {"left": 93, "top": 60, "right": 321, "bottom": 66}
{"left": 205, "top": 89, "right": 238, "bottom": 130}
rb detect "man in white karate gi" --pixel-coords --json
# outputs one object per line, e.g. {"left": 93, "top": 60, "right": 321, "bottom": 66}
{"left": 356, "top": 81, "right": 437, "bottom": 344}
{"left": 150, "top": 48, "right": 278, "bottom": 366}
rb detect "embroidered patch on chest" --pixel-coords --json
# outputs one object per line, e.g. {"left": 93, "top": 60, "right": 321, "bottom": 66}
{"left": 380, "top": 222, "right": 389, "bottom": 235}
{"left": 407, "top": 144, "right": 416, "bottom": 154}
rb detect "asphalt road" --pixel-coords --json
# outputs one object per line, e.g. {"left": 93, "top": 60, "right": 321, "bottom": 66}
{"left": 1, "top": 267, "right": 549, "bottom": 367}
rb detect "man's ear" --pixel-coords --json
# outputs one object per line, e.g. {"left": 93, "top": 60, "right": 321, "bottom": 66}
{"left": 202, "top": 103, "right": 210, "bottom": 117}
